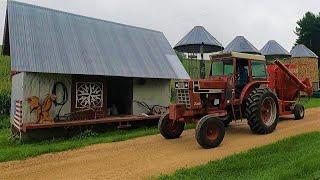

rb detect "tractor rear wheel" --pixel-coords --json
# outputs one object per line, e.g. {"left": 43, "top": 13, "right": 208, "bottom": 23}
{"left": 246, "top": 87, "right": 279, "bottom": 134}
{"left": 293, "top": 104, "right": 304, "bottom": 120}
{"left": 195, "top": 115, "right": 225, "bottom": 149}
{"left": 158, "top": 113, "right": 185, "bottom": 139}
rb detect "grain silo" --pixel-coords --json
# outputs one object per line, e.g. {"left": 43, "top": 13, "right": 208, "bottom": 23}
{"left": 288, "top": 44, "right": 319, "bottom": 91}
{"left": 260, "top": 40, "right": 291, "bottom": 64}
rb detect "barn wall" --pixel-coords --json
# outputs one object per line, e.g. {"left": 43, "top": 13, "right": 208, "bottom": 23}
{"left": 10, "top": 72, "right": 25, "bottom": 124}
{"left": 22, "top": 73, "right": 72, "bottom": 123}
{"left": 132, "top": 79, "right": 170, "bottom": 115}
{"left": 19, "top": 74, "right": 170, "bottom": 122}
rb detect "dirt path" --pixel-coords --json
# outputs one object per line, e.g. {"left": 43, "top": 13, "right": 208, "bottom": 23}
{"left": 1, "top": 108, "right": 320, "bottom": 180}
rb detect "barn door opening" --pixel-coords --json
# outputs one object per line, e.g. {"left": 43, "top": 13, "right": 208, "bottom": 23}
{"left": 106, "top": 77, "right": 133, "bottom": 115}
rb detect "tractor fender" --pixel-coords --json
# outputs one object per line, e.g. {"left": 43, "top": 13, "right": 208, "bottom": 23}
{"left": 240, "top": 81, "right": 269, "bottom": 104}
{"left": 169, "top": 104, "right": 186, "bottom": 120}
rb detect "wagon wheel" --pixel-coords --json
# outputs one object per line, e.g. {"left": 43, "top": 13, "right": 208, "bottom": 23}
{"left": 158, "top": 113, "right": 185, "bottom": 139}
{"left": 293, "top": 104, "right": 304, "bottom": 120}
{"left": 195, "top": 115, "right": 225, "bottom": 149}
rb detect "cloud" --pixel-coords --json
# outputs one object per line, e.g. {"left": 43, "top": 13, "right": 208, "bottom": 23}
{"left": 0, "top": 0, "right": 319, "bottom": 50}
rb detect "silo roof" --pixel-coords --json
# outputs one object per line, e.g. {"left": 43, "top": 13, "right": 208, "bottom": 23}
{"left": 224, "top": 36, "right": 260, "bottom": 54}
{"left": 260, "top": 40, "right": 290, "bottom": 56}
{"left": 174, "top": 26, "right": 224, "bottom": 53}
{"left": 290, "top": 44, "right": 318, "bottom": 58}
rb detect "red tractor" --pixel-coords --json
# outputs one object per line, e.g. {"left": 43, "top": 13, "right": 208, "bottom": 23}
{"left": 159, "top": 52, "right": 313, "bottom": 149}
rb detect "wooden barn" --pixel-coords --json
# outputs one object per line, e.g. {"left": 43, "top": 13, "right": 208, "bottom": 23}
{"left": 1, "top": 1, "right": 189, "bottom": 134}
{"left": 288, "top": 44, "right": 319, "bottom": 91}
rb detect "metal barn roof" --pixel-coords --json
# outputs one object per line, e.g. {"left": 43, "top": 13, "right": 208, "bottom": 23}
{"left": 174, "top": 26, "right": 224, "bottom": 53}
{"left": 260, "top": 40, "right": 290, "bottom": 56}
{"left": 224, "top": 36, "right": 260, "bottom": 54}
{"left": 290, "top": 44, "right": 318, "bottom": 58}
{"left": 2, "top": 1, "right": 189, "bottom": 79}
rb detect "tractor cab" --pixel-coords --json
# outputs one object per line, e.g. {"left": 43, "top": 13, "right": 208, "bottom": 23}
{"left": 209, "top": 52, "right": 268, "bottom": 99}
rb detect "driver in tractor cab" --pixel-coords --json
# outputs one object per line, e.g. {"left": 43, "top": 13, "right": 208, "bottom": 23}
{"left": 236, "top": 60, "right": 249, "bottom": 96}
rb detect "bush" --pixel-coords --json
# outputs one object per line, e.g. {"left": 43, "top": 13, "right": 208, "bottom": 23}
{"left": 0, "top": 115, "right": 10, "bottom": 129}
{"left": 0, "top": 90, "right": 10, "bottom": 116}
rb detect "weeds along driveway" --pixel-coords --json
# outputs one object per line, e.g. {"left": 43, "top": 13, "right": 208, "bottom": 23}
{"left": 0, "top": 107, "right": 319, "bottom": 180}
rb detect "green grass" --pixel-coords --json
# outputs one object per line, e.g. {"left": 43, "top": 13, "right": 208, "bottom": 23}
{"left": 0, "top": 115, "right": 10, "bottom": 130}
{"left": 0, "top": 121, "right": 156, "bottom": 162}
{"left": 0, "top": 55, "right": 11, "bottom": 92}
{"left": 0, "top": 116, "right": 194, "bottom": 163}
{"left": 298, "top": 97, "right": 320, "bottom": 109}
{"left": 159, "top": 131, "right": 320, "bottom": 180}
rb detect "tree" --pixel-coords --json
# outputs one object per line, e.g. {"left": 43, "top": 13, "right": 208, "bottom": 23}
{"left": 175, "top": 50, "right": 187, "bottom": 61}
{"left": 295, "top": 12, "right": 320, "bottom": 56}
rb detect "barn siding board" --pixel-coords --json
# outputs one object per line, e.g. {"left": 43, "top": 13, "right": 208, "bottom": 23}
{"left": 5, "top": 1, "right": 189, "bottom": 80}
{"left": 17, "top": 72, "right": 171, "bottom": 123}
{"left": 22, "top": 73, "right": 72, "bottom": 123}
{"left": 132, "top": 79, "right": 170, "bottom": 115}
{"left": 70, "top": 75, "right": 108, "bottom": 120}
{"left": 11, "top": 73, "right": 24, "bottom": 124}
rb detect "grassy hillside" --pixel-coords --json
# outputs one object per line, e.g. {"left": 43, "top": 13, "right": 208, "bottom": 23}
{"left": 0, "top": 55, "right": 11, "bottom": 92}
{"left": 0, "top": 55, "right": 11, "bottom": 115}
{"left": 159, "top": 131, "right": 320, "bottom": 179}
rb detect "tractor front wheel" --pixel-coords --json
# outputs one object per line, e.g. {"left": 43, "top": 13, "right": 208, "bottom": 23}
{"left": 195, "top": 115, "right": 225, "bottom": 149}
{"left": 293, "top": 104, "right": 304, "bottom": 120}
{"left": 246, "top": 87, "right": 279, "bottom": 134}
{"left": 158, "top": 113, "right": 185, "bottom": 139}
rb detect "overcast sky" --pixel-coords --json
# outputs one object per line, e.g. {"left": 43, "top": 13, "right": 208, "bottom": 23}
{"left": 0, "top": 0, "right": 319, "bottom": 51}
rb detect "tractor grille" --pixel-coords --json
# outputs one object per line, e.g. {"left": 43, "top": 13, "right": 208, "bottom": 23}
{"left": 177, "top": 89, "right": 191, "bottom": 108}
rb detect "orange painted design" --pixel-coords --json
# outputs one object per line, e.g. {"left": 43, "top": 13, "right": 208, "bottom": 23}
{"left": 26, "top": 94, "right": 57, "bottom": 124}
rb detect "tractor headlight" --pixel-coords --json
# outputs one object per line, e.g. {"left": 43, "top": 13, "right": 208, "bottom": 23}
{"left": 184, "top": 82, "right": 188, "bottom": 88}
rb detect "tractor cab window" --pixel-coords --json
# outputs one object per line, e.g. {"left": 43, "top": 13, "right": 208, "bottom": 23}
{"left": 251, "top": 61, "right": 267, "bottom": 79}
{"left": 235, "top": 60, "right": 249, "bottom": 91}
{"left": 211, "top": 59, "right": 233, "bottom": 76}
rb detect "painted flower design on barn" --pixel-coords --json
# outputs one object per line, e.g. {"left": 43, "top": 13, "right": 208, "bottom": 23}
{"left": 76, "top": 82, "right": 103, "bottom": 109}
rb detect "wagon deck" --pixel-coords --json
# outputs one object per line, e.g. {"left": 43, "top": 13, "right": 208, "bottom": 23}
{"left": 21, "top": 115, "right": 161, "bottom": 132}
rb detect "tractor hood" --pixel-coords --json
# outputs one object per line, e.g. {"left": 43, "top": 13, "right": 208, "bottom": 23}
{"left": 192, "top": 76, "right": 228, "bottom": 93}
